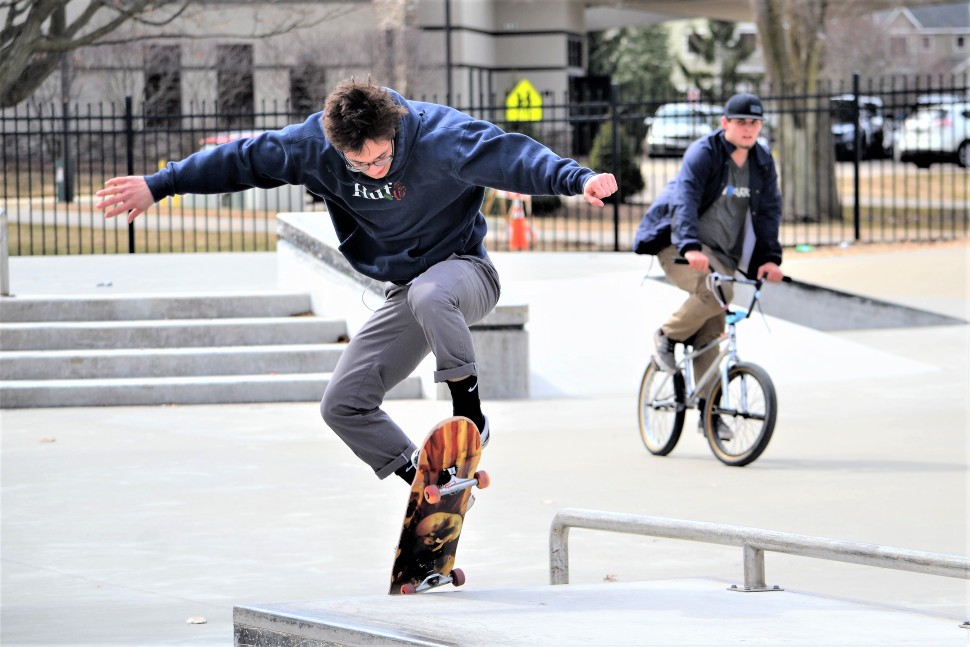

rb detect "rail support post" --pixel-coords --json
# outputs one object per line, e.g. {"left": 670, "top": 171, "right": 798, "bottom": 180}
{"left": 550, "top": 520, "right": 570, "bottom": 585}
{"left": 733, "top": 544, "right": 781, "bottom": 592}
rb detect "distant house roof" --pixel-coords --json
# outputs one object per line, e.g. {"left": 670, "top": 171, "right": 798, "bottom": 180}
{"left": 904, "top": 2, "right": 970, "bottom": 29}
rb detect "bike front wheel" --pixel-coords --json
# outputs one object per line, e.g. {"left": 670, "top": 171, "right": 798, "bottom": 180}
{"left": 702, "top": 362, "right": 777, "bottom": 466}
{"left": 637, "top": 360, "right": 686, "bottom": 455}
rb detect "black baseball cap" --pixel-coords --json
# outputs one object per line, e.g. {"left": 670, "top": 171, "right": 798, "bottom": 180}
{"left": 724, "top": 93, "right": 765, "bottom": 120}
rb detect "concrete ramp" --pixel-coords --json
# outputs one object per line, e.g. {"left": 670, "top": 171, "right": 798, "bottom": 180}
{"left": 233, "top": 579, "right": 965, "bottom": 646}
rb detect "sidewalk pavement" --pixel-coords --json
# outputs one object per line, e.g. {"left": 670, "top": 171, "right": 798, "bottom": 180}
{"left": 1, "top": 242, "right": 967, "bottom": 646}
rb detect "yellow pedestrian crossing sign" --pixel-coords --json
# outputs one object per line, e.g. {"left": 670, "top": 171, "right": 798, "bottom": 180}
{"left": 505, "top": 79, "right": 542, "bottom": 122}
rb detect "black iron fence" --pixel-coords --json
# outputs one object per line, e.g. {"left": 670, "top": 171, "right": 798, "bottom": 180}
{"left": 2, "top": 73, "right": 967, "bottom": 256}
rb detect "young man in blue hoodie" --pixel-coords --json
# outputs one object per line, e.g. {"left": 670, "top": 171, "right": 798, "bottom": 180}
{"left": 97, "top": 77, "right": 618, "bottom": 484}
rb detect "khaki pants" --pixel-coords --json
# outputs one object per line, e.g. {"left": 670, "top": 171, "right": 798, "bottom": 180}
{"left": 657, "top": 245, "right": 734, "bottom": 381}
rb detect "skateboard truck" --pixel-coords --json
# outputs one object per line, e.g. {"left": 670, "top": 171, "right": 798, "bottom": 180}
{"left": 424, "top": 470, "right": 490, "bottom": 504}
{"left": 400, "top": 568, "right": 466, "bottom": 594}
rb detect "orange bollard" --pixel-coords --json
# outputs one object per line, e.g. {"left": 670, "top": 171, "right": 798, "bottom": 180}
{"left": 507, "top": 194, "right": 532, "bottom": 251}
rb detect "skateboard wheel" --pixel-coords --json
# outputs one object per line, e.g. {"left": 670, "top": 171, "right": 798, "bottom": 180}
{"left": 424, "top": 485, "right": 441, "bottom": 504}
{"left": 474, "top": 470, "right": 491, "bottom": 489}
{"left": 450, "top": 568, "right": 466, "bottom": 587}
{"left": 400, "top": 583, "right": 417, "bottom": 595}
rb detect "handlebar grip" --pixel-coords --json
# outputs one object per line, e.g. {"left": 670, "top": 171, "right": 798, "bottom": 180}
{"left": 674, "top": 257, "right": 689, "bottom": 265}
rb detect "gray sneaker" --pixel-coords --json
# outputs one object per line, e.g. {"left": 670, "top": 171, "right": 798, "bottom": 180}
{"left": 698, "top": 416, "right": 734, "bottom": 441}
{"left": 653, "top": 328, "right": 678, "bottom": 373}
{"left": 714, "top": 418, "right": 734, "bottom": 441}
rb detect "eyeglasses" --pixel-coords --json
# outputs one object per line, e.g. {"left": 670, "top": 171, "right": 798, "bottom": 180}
{"left": 342, "top": 140, "right": 394, "bottom": 172}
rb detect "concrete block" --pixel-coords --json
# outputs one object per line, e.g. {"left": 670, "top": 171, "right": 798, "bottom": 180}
{"left": 277, "top": 212, "right": 530, "bottom": 399}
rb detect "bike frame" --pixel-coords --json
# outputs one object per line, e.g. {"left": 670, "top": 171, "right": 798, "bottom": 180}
{"left": 676, "top": 273, "right": 764, "bottom": 410}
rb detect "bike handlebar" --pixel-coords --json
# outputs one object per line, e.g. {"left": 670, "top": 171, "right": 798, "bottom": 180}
{"left": 671, "top": 257, "right": 789, "bottom": 319}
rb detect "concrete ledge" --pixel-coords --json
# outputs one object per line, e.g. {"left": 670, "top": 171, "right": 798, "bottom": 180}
{"left": 233, "top": 579, "right": 964, "bottom": 646}
{"left": 767, "top": 278, "right": 967, "bottom": 330}
{"left": 0, "top": 292, "right": 312, "bottom": 323}
{"left": 277, "top": 212, "right": 529, "bottom": 399}
{"left": 651, "top": 276, "right": 966, "bottom": 331}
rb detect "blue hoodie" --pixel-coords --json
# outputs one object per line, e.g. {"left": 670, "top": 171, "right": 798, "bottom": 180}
{"left": 145, "top": 90, "right": 596, "bottom": 283}
{"left": 631, "top": 129, "right": 782, "bottom": 280}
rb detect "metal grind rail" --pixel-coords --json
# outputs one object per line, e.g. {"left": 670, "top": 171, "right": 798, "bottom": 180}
{"left": 549, "top": 508, "right": 969, "bottom": 607}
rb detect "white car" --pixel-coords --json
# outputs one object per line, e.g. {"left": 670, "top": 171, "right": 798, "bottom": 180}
{"left": 643, "top": 102, "right": 721, "bottom": 158}
{"left": 897, "top": 102, "right": 970, "bottom": 168}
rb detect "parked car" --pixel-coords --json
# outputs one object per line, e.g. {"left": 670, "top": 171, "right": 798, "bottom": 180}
{"left": 897, "top": 102, "right": 970, "bottom": 168}
{"left": 643, "top": 102, "right": 721, "bottom": 158}
{"left": 830, "top": 94, "right": 893, "bottom": 160}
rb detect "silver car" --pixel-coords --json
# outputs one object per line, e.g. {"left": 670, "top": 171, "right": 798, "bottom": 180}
{"left": 897, "top": 102, "right": 970, "bottom": 168}
{"left": 643, "top": 102, "right": 721, "bottom": 158}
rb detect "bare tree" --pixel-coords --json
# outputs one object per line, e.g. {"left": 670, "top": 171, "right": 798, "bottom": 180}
{"left": 751, "top": 0, "right": 952, "bottom": 221}
{"left": 373, "top": 0, "right": 419, "bottom": 95}
{"left": 752, "top": 0, "right": 841, "bottom": 222}
{"left": 1, "top": 0, "right": 192, "bottom": 107}
{"left": 821, "top": 13, "right": 891, "bottom": 83}
{"left": 1, "top": 0, "right": 361, "bottom": 109}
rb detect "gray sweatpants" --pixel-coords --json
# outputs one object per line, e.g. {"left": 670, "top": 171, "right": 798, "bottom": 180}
{"left": 320, "top": 254, "right": 501, "bottom": 479}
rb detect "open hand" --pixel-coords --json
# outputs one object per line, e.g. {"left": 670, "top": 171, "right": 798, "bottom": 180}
{"left": 95, "top": 176, "right": 153, "bottom": 223}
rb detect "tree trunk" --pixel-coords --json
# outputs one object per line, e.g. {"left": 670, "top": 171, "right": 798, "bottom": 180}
{"left": 752, "top": 0, "right": 841, "bottom": 222}
{"left": 373, "top": 0, "right": 418, "bottom": 95}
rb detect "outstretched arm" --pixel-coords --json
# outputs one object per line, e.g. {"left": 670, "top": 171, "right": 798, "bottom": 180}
{"left": 582, "top": 173, "right": 618, "bottom": 207}
{"left": 96, "top": 176, "right": 154, "bottom": 223}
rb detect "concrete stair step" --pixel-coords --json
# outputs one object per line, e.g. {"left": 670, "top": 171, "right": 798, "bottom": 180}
{"left": 0, "top": 344, "right": 346, "bottom": 380}
{"left": 0, "top": 373, "right": 423, "bottom": 408}
{"left": 0, "top": 317, "right": 348, "bottom": 351}
{"left": 0, "top": 292, "right": 313, "bottom": 322}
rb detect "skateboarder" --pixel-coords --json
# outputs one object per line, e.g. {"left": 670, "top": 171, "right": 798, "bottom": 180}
{"left": 97, "top": 77, "right": 618, "bottom": 485}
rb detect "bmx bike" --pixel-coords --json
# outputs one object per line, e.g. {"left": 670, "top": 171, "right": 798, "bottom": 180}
{"left": 637, "top": 269, "right": 778, "bottom": 466}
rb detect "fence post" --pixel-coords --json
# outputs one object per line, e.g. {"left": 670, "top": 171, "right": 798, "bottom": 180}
{"left": 609, "top": 82, "right": 620, "bottom": 252}
{"left": 125, "top": 96, "right": 136, "bottom": 253}
{"left": 59, "top": 101, "right": 74, "bottom": 203}
{"left": 852, "top": 71, "right": 861, "bottom": 242}
{"left": 1, "top": 209, "right": 9, "bottom": 296}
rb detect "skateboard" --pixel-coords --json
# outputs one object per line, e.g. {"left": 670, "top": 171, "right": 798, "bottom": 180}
{"left": 389, "top": 416, "right": 490, "bottom": 595}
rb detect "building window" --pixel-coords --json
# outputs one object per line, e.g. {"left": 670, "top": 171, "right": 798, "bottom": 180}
{"left": 567, "top": 36, "right": 583, "bottom": 68}
{"left": 216, "top": 44, "right": 254, "bottom": 130}
{"left": 956, "top": 35, "right": 967, "bottom": 52}
{"left": 920, "top": 36, "right": 932, "bottom": 52}
{"left": 290, "top": 64, "right": 327, "bottom": 117}
{"left": 144, "top": 45, "right": 181, "bottom": 128}
{"left": 889, "top": 36, "right": 908, "bottom": 58}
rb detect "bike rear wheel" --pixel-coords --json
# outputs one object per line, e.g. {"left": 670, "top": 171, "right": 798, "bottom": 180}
{"left": 703, "top": 362, "right": 777, "bottom": 466}
{"left": 637, "top": 360, "right": 686, "bottom": 455}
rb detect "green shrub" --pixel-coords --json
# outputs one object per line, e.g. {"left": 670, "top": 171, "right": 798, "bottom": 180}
{"left": 588, "top": 121, "right": 644, "bottom": 202}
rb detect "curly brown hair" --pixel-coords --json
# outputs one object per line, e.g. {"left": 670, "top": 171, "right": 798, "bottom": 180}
{"left": 322, "top": 78, "right": 407, "bottom": 154}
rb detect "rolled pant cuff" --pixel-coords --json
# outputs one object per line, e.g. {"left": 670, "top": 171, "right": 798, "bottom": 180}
{"left": 433, "top": 362, "right": 478, "bottom": 383}
{"left": 377, "top": 442, "right": 419, "bottom": 480}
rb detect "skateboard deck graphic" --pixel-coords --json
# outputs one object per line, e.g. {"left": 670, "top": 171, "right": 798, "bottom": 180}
{"left": 389, "top": 416, "right": 488, "bottom": 595}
